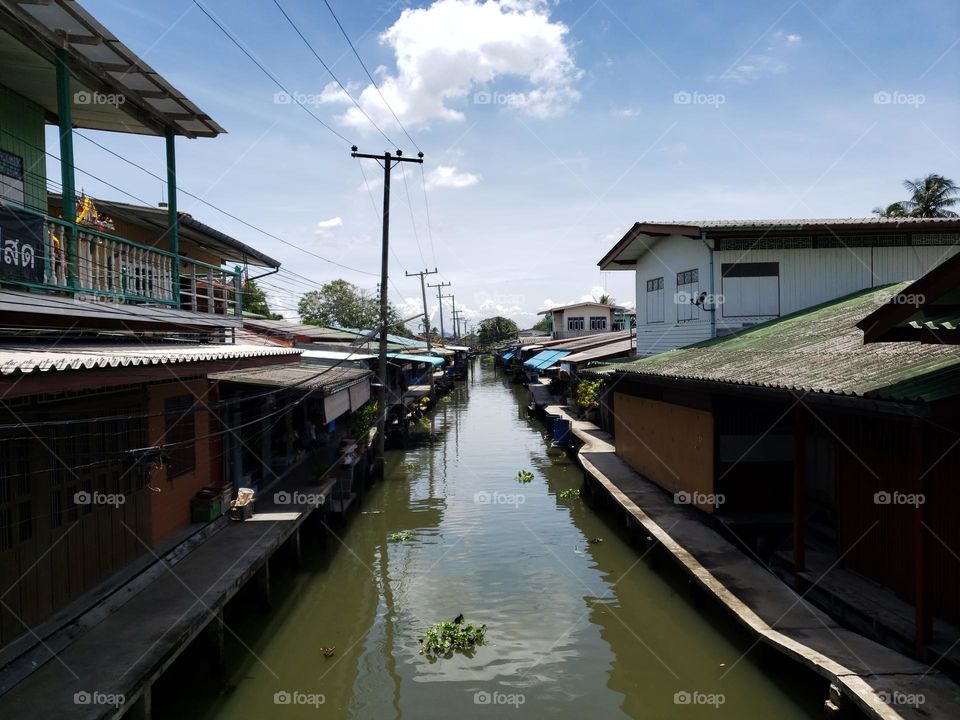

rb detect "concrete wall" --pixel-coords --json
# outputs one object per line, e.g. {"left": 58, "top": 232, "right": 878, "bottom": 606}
{"left": 612, "top": 392, "right": 716, "bottom": 512}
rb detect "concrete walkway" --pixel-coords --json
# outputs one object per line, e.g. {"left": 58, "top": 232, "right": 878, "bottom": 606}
{"left": 547, "top": 404, "right": 960, "bottom": 720}
{"left": 0, "top": 475, "right": 333, "bottom": 720}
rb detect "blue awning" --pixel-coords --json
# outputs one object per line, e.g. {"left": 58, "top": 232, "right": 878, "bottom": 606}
{"left": 502, "top": 351, "right": 516, "bottom": 361}
{"left": 388, "top": 353, "right": 444, "bottom": 366}
{"left": 523, "top": 350, "right": 570, "bottom": 371}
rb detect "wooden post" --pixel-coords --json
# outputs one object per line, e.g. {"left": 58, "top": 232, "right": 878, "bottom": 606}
{"left": 257, "top": 559, "right": 271, "bottom": 609}
{"left": 911, "top": 421, "right": 931, "bottom": 658}
{"left": 793, "top": 407, "right": 806, "bottom": 572}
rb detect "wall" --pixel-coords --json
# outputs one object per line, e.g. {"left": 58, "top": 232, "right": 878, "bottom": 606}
{"left": 632, "top": 234, "right": 960, "bottom": 356}
{"left": 147, "top": 379, "right": 222, "bottom": 546}
{"left": 612, "top": 392, "right": 716, "bottom": 512}
{"left": 0, "top": 84, "right": 47, "bottom": 212}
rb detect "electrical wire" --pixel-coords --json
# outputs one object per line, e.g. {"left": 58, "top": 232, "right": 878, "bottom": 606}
{"left": 320, "top": 0, "right": 421, "bottom": 154}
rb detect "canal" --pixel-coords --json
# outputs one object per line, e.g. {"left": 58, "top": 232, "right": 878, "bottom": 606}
{"left": 158, "top": 357, "right": 822, "bottom": 719}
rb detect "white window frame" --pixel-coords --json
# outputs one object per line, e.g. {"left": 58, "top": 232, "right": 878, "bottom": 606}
{"left": 646, "top": 277, "right": 664, "bottom": 323}
{"left": 677, "top": 269, "right": 699, "bottom": 322}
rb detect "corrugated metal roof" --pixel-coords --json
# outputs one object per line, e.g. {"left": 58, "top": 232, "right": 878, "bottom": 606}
{"left": 676, "top": 217, "right": 960, "bottom": 229}
{"left": 210, "top": 361, "right": 370, "bottom": 394}
{"left": 300, "top": 349, "right": 376, "bottom": 362}
{"left": 591, "top": 284, "right": 960, "bottom": 404}
{"left": 524, "top": 350, "right": 570, "bottom": 371}
{"left": 562, "top": 338, "right": 634, "bottom": 364}
{"left": 388, "top": 353, "right": 444, "bottom": 367}
{"left": 0, "top": 343, "right": 299, "bottom": 375}
{"left": 243, "top": 319, "right": 359, "bottom": 341}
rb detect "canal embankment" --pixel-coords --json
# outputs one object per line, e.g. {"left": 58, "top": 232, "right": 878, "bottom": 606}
{"left": 543, "top": 402, "right": 960, "bottom": 720}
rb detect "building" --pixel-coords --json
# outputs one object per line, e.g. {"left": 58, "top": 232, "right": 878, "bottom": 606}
{"left": 590, "top": 270, "right": 960, "bottom": 662}
{"left": 538, "top": 301, "right": 627, "bottom": 339}
{"left": 598, "top": 218, "right": 960, "bottom": 356}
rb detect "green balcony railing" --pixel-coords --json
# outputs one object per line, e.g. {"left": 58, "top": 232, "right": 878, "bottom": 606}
{"left": 2, "top": 207, "right": 242, "bottom": 318}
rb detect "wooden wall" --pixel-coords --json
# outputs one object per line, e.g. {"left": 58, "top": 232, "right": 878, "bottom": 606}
{"left": 612, "top": 392, "right": 716, "bottom": 511}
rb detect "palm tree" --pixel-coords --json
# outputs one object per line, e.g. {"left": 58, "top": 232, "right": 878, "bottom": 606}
{"left": 900, "top": 174, "right": 959, "bottom": 218}
{"left": 594, "top": 293, "right": 614, "bottom": 305}
{"left": 872, "top": 202, "right": 909, "bottom": 218}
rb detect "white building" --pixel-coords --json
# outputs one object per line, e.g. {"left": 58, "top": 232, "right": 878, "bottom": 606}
{"left": 598, "top": 218, "right": 960, "bottom": 356}
{"left": 539, "top": 301, "right": 627, "bottom": 339}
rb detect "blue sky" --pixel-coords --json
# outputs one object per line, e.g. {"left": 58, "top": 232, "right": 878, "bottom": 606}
{"left": 53, "top": 0, "right": 959, "bottom": 329}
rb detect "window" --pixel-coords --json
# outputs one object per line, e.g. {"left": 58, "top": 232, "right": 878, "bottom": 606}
{"left": 589, "top": 316, "right": 607, "bottom": 331}
{"left": 0, "top": 150, "right": 25, "bottom": 207}
{"left": 164, "top": 396, "right": 196, "bottom": 478}
{"left": 676, "top": 269, "right": 699, "bottom": 322}
{"left": 721, "top": 262, "right": 780, "bottom": 318}
{"left": 567, "top": 317, "right": 584, "bottom": 331}
{"left": 646, "top": 277, "right": 664, "bottom": 323}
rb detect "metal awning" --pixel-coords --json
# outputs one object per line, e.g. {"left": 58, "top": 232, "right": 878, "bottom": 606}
{"left": 501, "top": 351, "right": 516, "bottom": 361}
{"left": 210, "top": 361, "right": 370, "bottom": 395}
{"left": 523, "top": 350, "right": 570, "bottom": 371}
{"left": 0, "top": 0, "right": 224, "bottom": 137}
{"left": 388, "top": 353, "right": 444, "bottom": 366}
{"left": 300, "top": 349, "right": 376, "bottom": 362}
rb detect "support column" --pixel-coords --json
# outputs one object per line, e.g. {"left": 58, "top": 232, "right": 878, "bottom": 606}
{"left": 128, "top": 684, "right": 152, "bottom": 720}
{"left": 209, "top": 609, "right": 225, "bottom": 676}
{"left": 165, "top": 126, "right": 180, "bottom": 302}
{"left": 257, "top": 560, "right": 271, "bottom": 609}
{"left": 793, "top": 407, "right": 806, "bottom": 572}
{"left": 229, "top": 407, "right": 243, "bottom": 490}
{"left": 911, "top": 420, "right": 931, "bottom": 658}
{"left": 54, "top": 48, "right": 77, "bottom": 290}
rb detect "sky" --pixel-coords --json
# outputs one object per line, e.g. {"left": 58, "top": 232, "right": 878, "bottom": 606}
{"left": 52, "top": 0, "right": 960, "bottom": 331}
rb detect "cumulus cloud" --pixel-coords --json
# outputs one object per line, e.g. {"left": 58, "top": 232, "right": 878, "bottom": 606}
{"left": 314, "top": 217, "right": 343, "bottom": 239}
{"left": 424, "top": 165, "right": 481, "bottom": 190}
{"left": 325, "top": 0, "right": 581, "bottom": 128}
{"left": 612, "top": 106, "right": 641, "bottom": 118}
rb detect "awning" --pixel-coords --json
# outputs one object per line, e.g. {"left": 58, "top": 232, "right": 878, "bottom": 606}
{"left": 501, "top": 351, "right": 516, "bottom": 361}
{"left": 523, "top": 350, "right": 571, "bottom": 371}
{"left": 301, "top": 349, "right": 376, "bottom": 362}
{"left": 388, "top": 353, "right": 444, "bottom": 366}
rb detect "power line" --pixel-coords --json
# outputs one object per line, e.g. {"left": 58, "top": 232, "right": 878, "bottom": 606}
{"left": 321, "top": 0, "right": 421, "bottom": 153}
{"left": 270, "top": 0, "right": 399, "bottom": 149}
{"left": 420, "top": 164, "right": 438, "bottom": 268}
{"left": 192, "top": 0, "right": 353, "bottom": 146}
{"left": 399, "top": 161, "right": 427, "bottom": 268}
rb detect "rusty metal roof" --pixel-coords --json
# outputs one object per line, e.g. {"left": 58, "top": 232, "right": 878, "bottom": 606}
{"left": 210, "top": 361, "right": 371, "bottom": 395}
{"left": 0, "top": 343, "right": 299, "bottom": 375}
{"left": 592, "top": 284, "right": 960, "bottom": 404}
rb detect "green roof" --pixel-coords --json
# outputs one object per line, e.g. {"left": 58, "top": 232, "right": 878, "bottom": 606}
{"left": 592, "top": 284, "right": 960, "bottom": 404}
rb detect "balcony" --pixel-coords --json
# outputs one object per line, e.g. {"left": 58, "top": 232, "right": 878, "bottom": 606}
{"left": 1, "top": 207, "right": 243, "bottom": 322}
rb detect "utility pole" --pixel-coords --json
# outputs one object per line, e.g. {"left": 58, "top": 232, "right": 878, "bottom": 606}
{"left": 428, "top": 280, "right": 451, "bottom": 343}
{"left": 449, "top": 295, "right": 458, "bottom": 339}
{"left": 352, "top": 147, "right": 424, "bottom": 469}
{"left": 452, "top": 308, "right": 463, "bottom": 341}
{"left": 407, "top": 268, "right": 438, "bottom": 388}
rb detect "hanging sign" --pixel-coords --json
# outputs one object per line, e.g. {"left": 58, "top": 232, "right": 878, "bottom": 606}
{"left": 0, "top": 207, "right": 45, "bottom": 284}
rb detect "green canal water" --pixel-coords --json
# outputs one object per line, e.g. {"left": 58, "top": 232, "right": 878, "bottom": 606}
{"left": 160, "top": 358, "right": 822, "bottom": 719}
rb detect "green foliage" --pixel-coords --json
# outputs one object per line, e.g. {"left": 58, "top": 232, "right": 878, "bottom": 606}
{"left": 558, "top": 488, "right": 580, "bottom": 500}
{"left": 477, "top": 316, "right": 519, "bottom": 345}
{"left": 388, "top": 531, "right": 414, "bottom": 543}
{"left": 242, "top": 279, "right": 281, "bottom": 319}
{"left": 419, "top": 614, "right": 486, "bottom": 657}
{"left": 298, "top": 279, "right": 411, "bottom": 335}
{"left": 516, "top": 470, "right": 534, "bottom": 483}
{"left": 575, "top": 378, "right": 604, "bottom": 411}
{"left": 350, "top": 401, "right": 378, "bottom": 438}
{"left": 532, "top": 315, "right": 552, "bottom": 332}
{"left": 874, "top": 174, "right": 958, "bottom": 218}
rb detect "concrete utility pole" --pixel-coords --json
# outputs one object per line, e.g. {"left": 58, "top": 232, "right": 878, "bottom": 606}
{"left": 451, "top": 308, "right": 463, "bottom": 341}
{"left": 449, "top": 295, "right": 458, "bottom": 339}
{"left": 428, "top": 280, "right": 451, "bottom": 342}
{"left": 407, "top": 268, "right": 438, "bottom": 388}
{"left": 352, "top": 147, "right": 424, "bottom": 468}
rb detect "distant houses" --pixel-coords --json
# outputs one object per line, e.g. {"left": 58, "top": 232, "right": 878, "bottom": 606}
{"left": 537, "top": 301, "right": 628, "bottom": 339}
{"left": 599, "top": 218, "right": 960, "bottom": 356}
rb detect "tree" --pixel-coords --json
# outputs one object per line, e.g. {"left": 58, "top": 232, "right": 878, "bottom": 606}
{"left": 298, "top": 279, "right": 411, "bottom": 335}
{"left": 874, "top": 174, "right": 958, "bottom": 218}
{"left": 242, "top": 279, "right": 281, "bottom": 319}
{"left": 477, "top": 316, "right": 519, "bottom": 345}
{"left": 532, "top": 315, "right": 552, "bottom": 332}
{"left": 901, "top": 174, "right": 958, "bottom": 218}
{"left": 594, "top": 293, "right": 615, "bottom": 305}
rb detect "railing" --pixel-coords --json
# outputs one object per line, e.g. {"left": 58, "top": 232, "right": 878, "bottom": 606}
{"left": 2, "top": 208, "right": 242, "bottom": 317}
{"left": 552, "top": 328, "right": 610, "bottom": 339}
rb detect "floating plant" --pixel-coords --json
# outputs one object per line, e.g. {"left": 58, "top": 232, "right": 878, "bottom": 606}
{"left": 516, "top": 470, "right": 534, "bottom": 483}
{"left": 419, "top": 614, "right": 487, "bottom": 658}
{"left": 388, "top": 531, "right": 414, "bottom": 543}
{"left": 558, "top": 488, "right": 580, "bottom": 500}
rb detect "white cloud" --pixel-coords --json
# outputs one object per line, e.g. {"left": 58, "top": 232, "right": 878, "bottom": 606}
{"left": 424, "top": 165, "right": 481, "bottom": 190}
{"left": 612, "top": 106, "right": 641, "bottom": 118}
{"left": 720, "top": 31, "right": 801, "bottom": 84}
{"left": 325, "top": 0, "right": 581, "bottom": 128}
{"left": 314, "top": 216, "right": 343, "bottom": 239}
